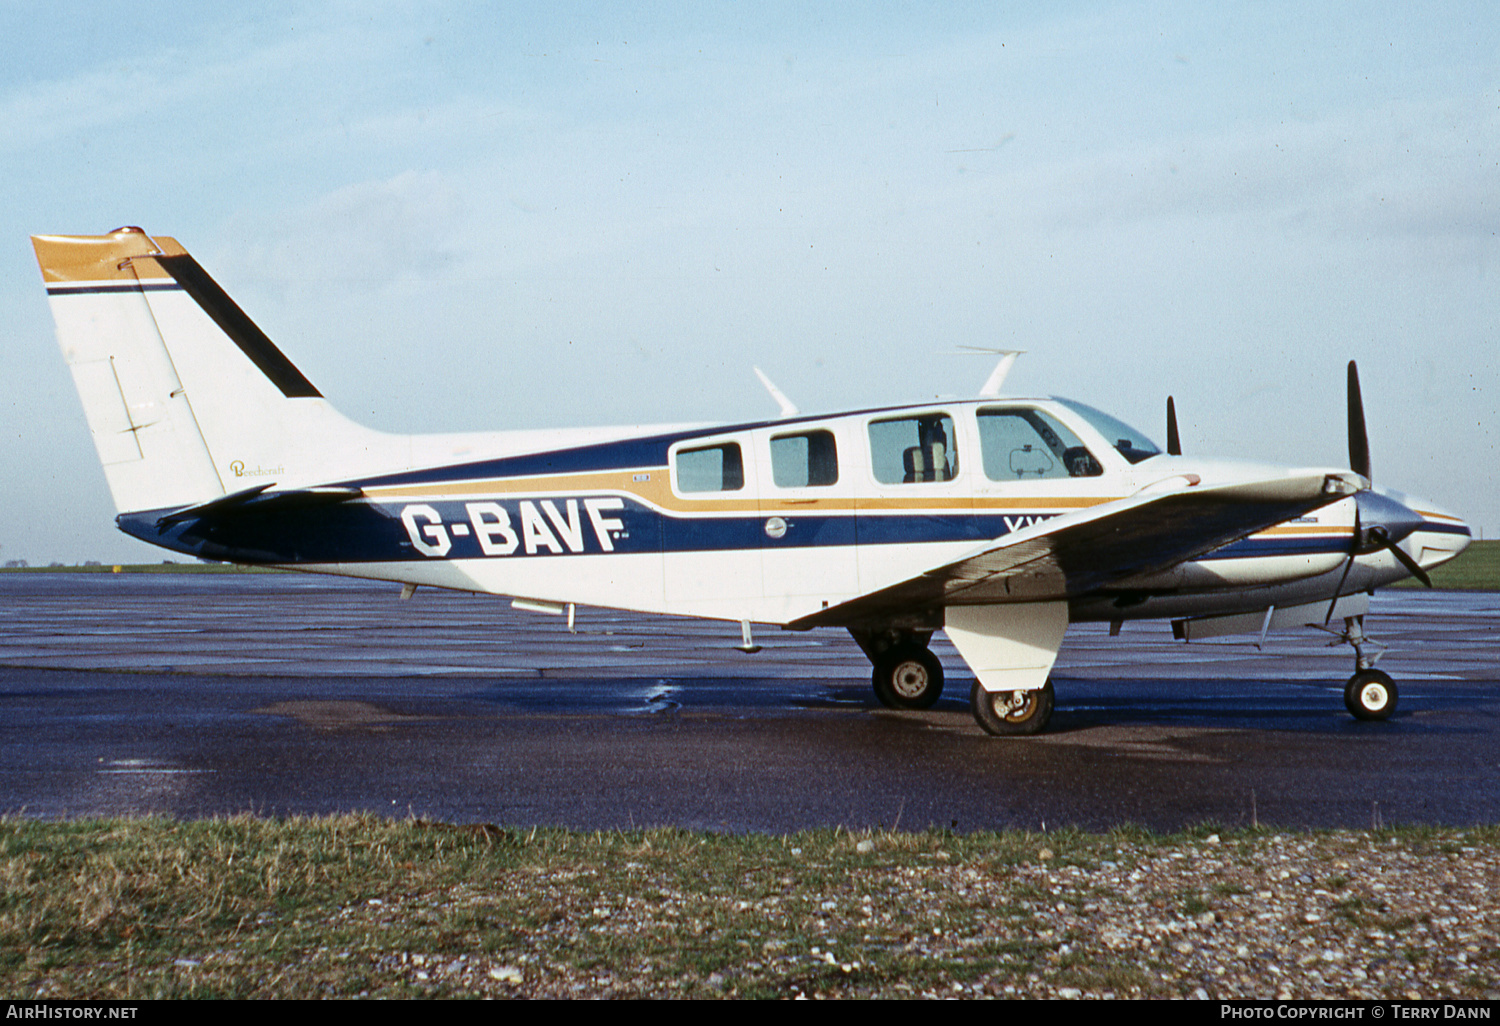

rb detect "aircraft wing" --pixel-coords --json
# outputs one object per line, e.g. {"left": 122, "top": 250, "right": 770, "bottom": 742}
{"left": 788, "top": 472, "right": 1360, "bottom": 629}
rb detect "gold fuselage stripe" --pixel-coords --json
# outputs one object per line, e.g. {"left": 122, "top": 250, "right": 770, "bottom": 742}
{"left": 361, "top": 469, "right": 1360, "bottom": 538}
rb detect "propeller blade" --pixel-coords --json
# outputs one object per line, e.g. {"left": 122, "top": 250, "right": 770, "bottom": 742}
{"left": 1377, "top": 535, "right": 1432, "bottom": 587}
{"left": 1166, "top": 396, "right": 1181, "bottom": 456}
{"left": 1325, "top": 504, "right": 1361, "bottom": 625}
{"left": 1324, "top": 364, "right": 1428, "bottom": 616}
{"left": 1347, "top": 360, "right": 1370, "bottom": 482}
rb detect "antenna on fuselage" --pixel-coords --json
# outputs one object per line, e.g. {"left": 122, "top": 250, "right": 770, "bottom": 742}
{"left": 753, "top": 366, "right": 800, "bottom": 418}
{"left": 956, "top": 347, "right": 1026, "bottom": 397}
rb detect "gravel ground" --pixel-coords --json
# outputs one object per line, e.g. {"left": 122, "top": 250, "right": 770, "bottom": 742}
{"left": 10, "top": 822, "right": 1496, "bottom": 999}
{"left": 357, "top": 830, "right": 1500, "bottom": 999}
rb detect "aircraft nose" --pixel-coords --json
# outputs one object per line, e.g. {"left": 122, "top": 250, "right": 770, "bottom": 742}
{"left": 1373, "top": 491, "right": 1472, "bottom": 576}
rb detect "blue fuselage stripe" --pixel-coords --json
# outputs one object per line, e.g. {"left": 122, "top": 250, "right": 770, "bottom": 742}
{"left": 117, "top": 496, "right": 1376, "bottom": 568}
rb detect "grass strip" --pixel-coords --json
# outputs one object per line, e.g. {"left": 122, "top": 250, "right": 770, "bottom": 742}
{"left": 2, "top": 817, "right": 1496, "bottom": 999}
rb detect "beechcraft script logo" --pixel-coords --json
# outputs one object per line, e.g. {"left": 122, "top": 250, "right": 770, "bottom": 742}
{"left": 400, "top": 499, "right": 626, "bottom": 557}
{"left": 229, "top": 460, "right": 284, "bottom": 479}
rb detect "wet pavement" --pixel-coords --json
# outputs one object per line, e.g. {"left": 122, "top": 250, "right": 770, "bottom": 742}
{"left": 0, "top": 573, "right": 1496, "bottom": 831}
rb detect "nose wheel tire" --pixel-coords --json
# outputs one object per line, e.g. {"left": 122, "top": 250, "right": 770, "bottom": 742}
{"left": 871, "top": 644, "right": 944, "bottom": 710}
{"left": 1345, "top": 669, "right": 1397, "bottom": 721}
{"left": 971, "top": 679, "right": 1055, "bottom": 736}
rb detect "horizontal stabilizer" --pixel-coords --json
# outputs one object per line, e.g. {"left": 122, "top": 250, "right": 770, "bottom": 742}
{"left": 154, "top": 485, "right": 363, "bottom": 529}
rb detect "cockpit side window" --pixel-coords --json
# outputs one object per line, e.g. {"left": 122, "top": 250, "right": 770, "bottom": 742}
{"left": 1053, "top": 399, "right": 1162, "bottom": 465}
{"left": 868, "top": 413, "right": 958, "bottom": 485}
{"left": 771, "top": 430, "right": 838, "bottom": 488}
{"left": 675, "top": 442, "right": 745, "bottom": 493}
{"left": 978, "top": 408, "right": 1103, "bottom": 480}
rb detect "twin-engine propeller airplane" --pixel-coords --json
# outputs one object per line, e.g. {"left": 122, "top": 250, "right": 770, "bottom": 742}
{"left": 32, "top": 227, "right": 1472, "bottom": 735}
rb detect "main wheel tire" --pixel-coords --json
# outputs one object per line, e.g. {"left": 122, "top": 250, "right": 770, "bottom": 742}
{"left": 1345, "top": 669, "right": 1397, "bottom": 721}
{"left": 971, "top": 679, "right": 1054, "bottom": 736}
{"left": 871, "top": 644, "right": 944, "bottom": 710}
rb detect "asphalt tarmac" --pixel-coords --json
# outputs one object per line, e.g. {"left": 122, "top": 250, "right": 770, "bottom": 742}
{"left": 0, "top": 573, "right": 1496, "bottom": 832}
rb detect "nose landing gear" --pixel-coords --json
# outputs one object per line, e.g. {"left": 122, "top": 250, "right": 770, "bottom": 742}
{"left": 1327, "top": 615, "right": 1398, "bottom": 721}
{"left": 1345, "top": 668, "right": 1397, "bottom": 720}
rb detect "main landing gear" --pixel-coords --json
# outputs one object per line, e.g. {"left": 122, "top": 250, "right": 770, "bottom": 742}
{"left": 873, "top": 644, "right": 945, "bottom": 709}
{"left": 1330, "top": 615, "right": 1398, "bottom": 721}
{"left": 851, "top": 629, "right": 944, "bottom": 709}
{"left": 850, "top": 628, "right": 1056, "bottom": 733}
{"left": 970, "top": 679, "right": 1054, "bottom": 736}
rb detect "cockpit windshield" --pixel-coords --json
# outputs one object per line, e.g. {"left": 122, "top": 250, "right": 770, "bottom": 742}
{"left": 1053, "top": 399, "right": 1162, "bottom": 465}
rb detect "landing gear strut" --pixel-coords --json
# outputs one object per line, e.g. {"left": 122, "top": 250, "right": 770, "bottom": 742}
{"left": 850, "top": 629, "right": 944, "bottom": 709}
{"left": 1333, "top": 615, "right": 1397, "bottom": 721}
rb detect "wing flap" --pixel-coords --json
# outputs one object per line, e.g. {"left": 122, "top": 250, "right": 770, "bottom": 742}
{"left": 789, "top": 471, "right": 1360, "bottom": 629}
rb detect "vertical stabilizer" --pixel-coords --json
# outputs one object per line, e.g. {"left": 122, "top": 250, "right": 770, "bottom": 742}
{"left": 33, "top": 228, "right": 225, "bottom": 514}
{"left": 33, "top": 228, "right": 399, "bottom": 514}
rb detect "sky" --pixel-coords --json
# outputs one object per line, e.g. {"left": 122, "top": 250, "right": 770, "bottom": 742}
{"left": 2, "top": 1, "right": 1496, "bottom": 564}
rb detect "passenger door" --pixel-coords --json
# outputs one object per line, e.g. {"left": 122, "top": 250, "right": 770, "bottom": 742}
{"left": 753, "top": 422, "right": 860, "bottom": 622}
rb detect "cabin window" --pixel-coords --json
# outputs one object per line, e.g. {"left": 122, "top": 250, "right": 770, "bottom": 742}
{"left": 978, "top": 408, "right": 1103, "bottom": 480}
{"left": 771, "top": 430, "right": 838, "bottom": 488}
{"left": 675, "top": 442, "right": 745, "bottom": 493}
{"left": 868, "top": 413, "right": 958, "bottom": 485}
